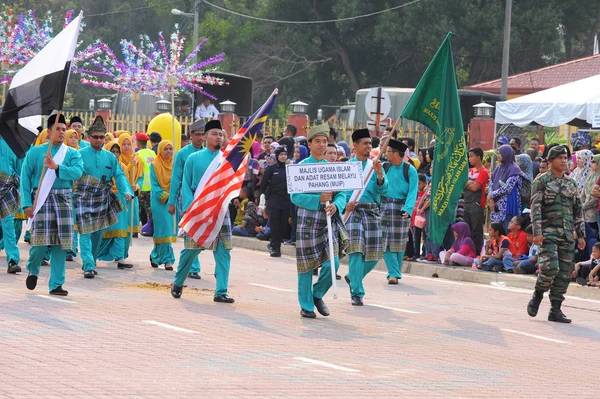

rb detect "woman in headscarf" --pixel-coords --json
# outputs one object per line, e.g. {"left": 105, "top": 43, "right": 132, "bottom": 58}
{"left": 104, "top": 132, "right": 114, "bottom": 145}
{"left": 516, "top": 153, "right": 533, "bottom": 210}
{"left": 337, "top": 141, "right": 351, "bottom": 158}
{"left": 488, "top": 145, "right": 523, "bottom": 231}
{"left": 149, "top": 140, "right": 176, "bottom": 270}
{"left": 34, "top": 129, "right": 49, "bottom": 146}
{"left": 261, "top": 146, "right": 292, "bottom": 256}
{"left": 66, "top": 129, "right": 80, "bottom": 149}
{"left": 570, "top": 149, "right": 594, "bottom": 190}
{"left": 118, "top": 133, "right": 145, "bottom": 243}
{"left": 97, "top": 141, "right": 132, "bottom": 265}
{"left": 278, "top": 136, "right": 295, "bottom": 157}
{"left": 581, "top": 154, "right": 600, "bottom": 231}
{"left": 293, "top": 145, "right": 309, "bottom": 164}
{"left": 418, "top": 148, "right": 430, "bottom": 176}
{"left": 439, "top": 222, "right": 476, "bottom": 266}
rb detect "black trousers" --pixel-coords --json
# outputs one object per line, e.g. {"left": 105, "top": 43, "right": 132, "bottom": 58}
{"left": 268, "top": 206, "right": 289, "bottom": 253}
{"left": 464, "top": 202, "right": 485, "bottom": 255}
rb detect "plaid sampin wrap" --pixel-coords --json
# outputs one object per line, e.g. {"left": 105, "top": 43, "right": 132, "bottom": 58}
{"left": 30, "top": 189, "right": 74, "bottom": 250}
{"left": 185, "top": 211, "right": 232, "bottom": 250}
{"left": 73, "top": 174, "right": 123, "bottom": 235}
{"left": 0, "top": 171, "right": 20, "bottom": 220}
{"left": 346, "top": 202, "right": 383, "bottom": 261}
{"left": 381, "top": 197, "right": 410, "bottom": 253}
{"left": 296, "top": 206, "right": 349, "bottom": 274}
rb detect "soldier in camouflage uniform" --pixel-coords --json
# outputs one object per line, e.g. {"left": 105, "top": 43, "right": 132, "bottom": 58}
{"left": 527, "top": 145, "right": 585, "bottom": 323}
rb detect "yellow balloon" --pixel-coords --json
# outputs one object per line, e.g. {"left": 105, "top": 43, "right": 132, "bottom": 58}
{"left": 147, "top": 113, "right": 182, "bottom": 148}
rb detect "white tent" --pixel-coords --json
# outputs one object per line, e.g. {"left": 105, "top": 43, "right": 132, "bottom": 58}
{"left": 495, "top": 74, "right": 600, "bottom": 127}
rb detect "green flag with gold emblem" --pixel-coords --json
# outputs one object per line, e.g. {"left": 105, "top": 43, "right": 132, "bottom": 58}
{"left": 401, "top": 32, "right": 468, "bottom": 245}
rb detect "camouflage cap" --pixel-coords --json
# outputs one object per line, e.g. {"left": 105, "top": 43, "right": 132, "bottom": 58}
{"left": 547, "top": 145, "right": 568, "bottom": 161}
{"left": 307, "top": 123, "right": 329, "bottom": 141}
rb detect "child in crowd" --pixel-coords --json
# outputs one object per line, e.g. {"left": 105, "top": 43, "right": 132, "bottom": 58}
{"left": 232, "top": 201, "right": 261, "bottom": 237}
{"left": 478, "top": 222, "right": 511, "bottom": 272}
{"left": 233, "top": 186, "right": 250, "bottom": 226}
{"left": 512, "top": 224, "right": 538, "bottom": 274}
{"left": 409, "top": 174, "right": 428, "bottom": 261}
{"left": 538, "top": 158, "right": 548, "bottom": 174}
{"left": 574, "top": 242, "right": 600, "bottom": 286}
{"left": 500, "top": 216, "right": 529, "bottom": 272}
{"left": 439, "top": 222, "right": 476, "bottom": 266}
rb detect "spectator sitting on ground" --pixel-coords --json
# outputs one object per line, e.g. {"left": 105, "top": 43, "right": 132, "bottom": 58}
{"left": 256, "top": 220, "right": 271, "bottom": 241}
{"left": 232, "top": 201, "right": 260, "bottom": 237}
{"left": 325, "top": 143, "right": 338, "bottom": 162}
{"left": 233, "top": 186, "right": 251, "bottom": 226}
{"left": 512, "top": 224, "right": 539, "bottom": 274}
{"left": 500, "top": 216, "right": 529, "bottom": 273}
{"left": 574, "top": 242, "right": 600, "bottom": 286}
{"left": 439, "top": 222, "right": 476, "bottom": 266}
{"left": 478, "top": 223, "right": 511, "bottom": 272}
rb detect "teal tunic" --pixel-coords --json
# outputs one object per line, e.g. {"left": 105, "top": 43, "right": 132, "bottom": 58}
{"left": 173, "top": 147, "right": 231, "bottom": 297}
{"left": 290, "top": 155, "right": 347, "bottom": 212}
{"left": 79, "top": 140, "right": 90, "bottom": 148}
{"left": 345, "top": 157, "right": 388, "bottom": 204}
{"left": 0, "top": 138, "right": 23, "bottom": 264}
{"left": 150, "top": 164, "right": 176, "bottom": 265}
{"left": 77, "top": 146, "right": 132, "bottom": 271}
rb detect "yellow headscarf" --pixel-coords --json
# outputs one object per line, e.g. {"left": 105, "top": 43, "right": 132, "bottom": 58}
{"left": 104, "top": 141, "right": 124, "bottom": 193}
{"left": 34, "top": 129, "right": 49, "bottom": 146}
{"left": 152, "top": 140, "right": 174, "bottom": 191}
{"left": 105, "top": 132, "right": 114, "bottom": 143}
{"left": 117, "top": 133, "right": 144, "bottom": 186}
{"left": 66, "top": 129, "right": 80, "bottom": 149}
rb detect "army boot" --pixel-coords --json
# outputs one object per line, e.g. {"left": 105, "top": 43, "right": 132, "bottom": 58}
{"left": 548, "top": 300, "right": 572, "bottom": 323}
{"left": 527, "top": 290, "right": 543, "bottom": 317}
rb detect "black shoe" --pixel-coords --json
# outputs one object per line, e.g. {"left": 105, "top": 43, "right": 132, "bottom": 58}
{"left": 24, "top": 237, "right": 30, "bottom": 244}
{"left": 83, "top": 270, "right": 95, "bottom": 279}
{"left": 300, "top": 309, "right": 316, "bottom": 318}
{"left": 548, "top": 300, "right": 572, "bottom": 323}
{"left": 66, "top": 255, "right": 74, "bottom": 262}
{"left": 214, "top": 294, "right": 235, "bottom": 303}
{"left": 49, "top": 286, "right": 68, "bottom": 296}
{"left": 351, "top": 296, "right": 363, "bottom": 306}
{"left": 7, "top": 261, "right": 21, "bottom": 274}
{"left": 41, "top": 259, "right": 49, "bottom": 266}
{"left": 164, "top": 264, "right": 173, "bottom": 271}
{"left": 270, "top": 252, "right": 281, "bottom": 257}
{"left": 313, "top": 297, "right": 330, "bottom": 316}
{"left": 150, "top": 256, "right": 158, "bottom": 268}
{"left": 93, "top": 270, "right": 98, "bottom": 275}
{"left": 132, "top": 233, "right": 138, "bottom": 238}
{"left": 171, "top": 284, "right": 183, "bottom": 298}
{"left": 188, "top": 272, "right": 201, "bottom": 279}
{"left": 527, "top": 291, "right": 543, "bottom": 317}
{"left": 26, "top": 274, "right": 38, "bottom": 290}
{"left": 117, "top": 262, "right": 134, "bottom": 269}
{"left": 576, "top": 277, "right": 588, "bottom": 286}
{"left": 336, "top": 274, "right": 341, "bottom": 280}
{"left": 313, "top": 269, "right": 318, "bottom": 276}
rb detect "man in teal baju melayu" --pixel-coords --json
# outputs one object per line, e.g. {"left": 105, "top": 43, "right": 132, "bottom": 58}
{"left": 69, "top": 115, "right": 90, "bottom": 149}
{"left": 75, "top": 117, "right": 133, "bottom": 278}
{"left": 167, "top": 120, "right": 205, "bottom": 279}
{"left": 0, "top": 136, "right": 23, "bottom": 274}
{"left": 291, "top": 123, "right": 349, "bottom": 319}
{"left": 171, "top": 120, "right": 235, "bottom": 303}
{"left": 343, "top": 129, "right": 387, "bottom": 306}
{"left": 381, "top": 139, "right": 418, "bottom": 284}
{"left": 21, "top": 114, "right": 84, "bottom": 296}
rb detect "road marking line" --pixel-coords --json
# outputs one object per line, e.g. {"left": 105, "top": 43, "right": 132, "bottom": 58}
{"left": 142, "top": 320, "right": 199, "bottom": 334}
{"left": 366, "top": 304, "right": 421, "bottom": 314}
{"left": 501, "top": 329, "right": 571, "bottom": 344}
{"left": 293, "top": 357, "right": 360, "bottom": 373}
{"left": 248, "top": 283, "right": 293, "bottom": 292}
{"left": 35, "top": 295, "right": 76, "bottom": 304}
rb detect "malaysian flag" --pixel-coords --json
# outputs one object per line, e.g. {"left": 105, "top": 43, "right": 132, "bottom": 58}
{"left": 179, "top": 88, "right": 278, "bottom": 246}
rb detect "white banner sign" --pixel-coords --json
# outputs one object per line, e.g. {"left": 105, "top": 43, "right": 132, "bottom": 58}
{"left": 286, "top": 162, "right": 364, "bottom": 194}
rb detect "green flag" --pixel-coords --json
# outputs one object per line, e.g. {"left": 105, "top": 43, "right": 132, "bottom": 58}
{"left": 401, "top": 32, "right": 468, "bottom": 245}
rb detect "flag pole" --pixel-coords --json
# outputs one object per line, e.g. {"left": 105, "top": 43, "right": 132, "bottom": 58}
{"left": 343, "top": 117, "right": 401, "bottom": 223}
{"left": 32, "top": 110, "right": 62, "bottom": 212}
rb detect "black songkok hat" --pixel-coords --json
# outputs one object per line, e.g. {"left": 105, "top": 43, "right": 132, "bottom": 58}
{"left": 205, "top": 119, "right": 222, "bottom": 132}
{"left": 88, "top": 116, "right": 107, "bottom": 134}
{"left": 47, "top": 113, "right": 66, "bottom": 128}
{"left": 388, "top": 138, "right": 408, "bottom": 154}
{"left": 352, "top": 128, "right": 370, "bottom": 143}
{"left": 69, "top": 115, "right": 83, "bottom": 125}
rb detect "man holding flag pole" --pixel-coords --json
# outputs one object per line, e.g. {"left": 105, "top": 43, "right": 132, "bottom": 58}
{"left": 0, "top": 13, "right": 84, "bottom": 295}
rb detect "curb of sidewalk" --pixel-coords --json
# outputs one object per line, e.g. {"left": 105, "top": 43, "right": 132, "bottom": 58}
{"left": 233, "top": 236, "right": 600, "bottom": 301}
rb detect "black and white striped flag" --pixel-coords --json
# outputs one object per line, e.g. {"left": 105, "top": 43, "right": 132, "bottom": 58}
{"left": 0, "top": 12, "right": 82, "bottom": 158}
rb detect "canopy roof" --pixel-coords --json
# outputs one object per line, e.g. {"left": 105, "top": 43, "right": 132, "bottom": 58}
{"left": 495, "top": 74, "right": 600, "bottom": 127}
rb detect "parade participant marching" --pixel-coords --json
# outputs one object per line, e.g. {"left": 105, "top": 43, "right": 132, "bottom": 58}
{"left": 527, "top": 145, "right": 585, "bottom": 323}
{"left": 65, "top": 129, "right": 80, "bottom": 261}
{"left": 167, "top": 119, "right": 205, "bottom": 279}
{"left": 343, "top": 129, "right": 388, "bottom": 306}
{"left": 74, "top": 117, "right": 133, "bottom": 278}
{"left": 20, "top": 114, "right": 84, "bottom": 296}
{"left": 69, "top": 115, "right": 90, "bottom": 148}
{"left": 381, "top": 139, "right": 418, "bottom": 284}
{"left": 172, "top": 120, "right": 235, "bottom": 303}
{"left": 290, "top": 123, "right": 349, "bottom": 318}
{"left": 150, "top": 140, "right": 176, "bottom": 270}
{"left": 118, "top": 133, "right": 144, "bottom": 249}
{"left": 0, "top": 135, "right": 23, "bottom": 274}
